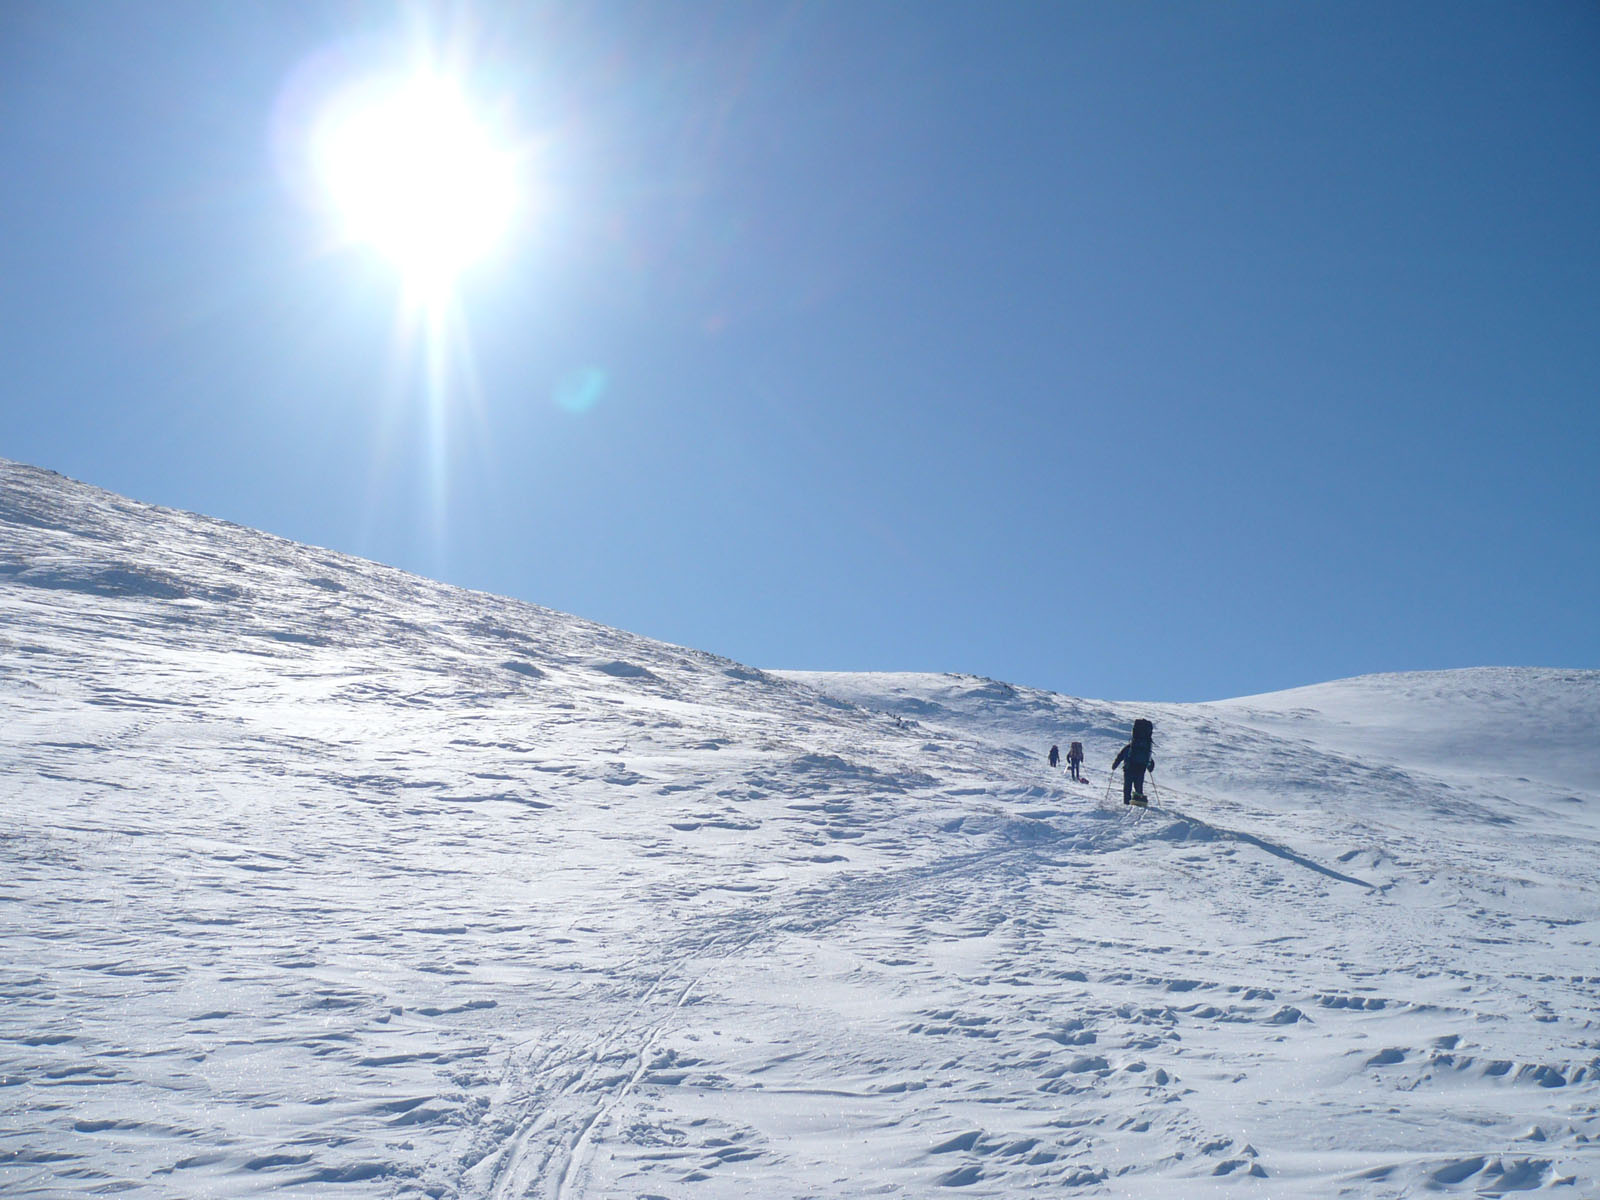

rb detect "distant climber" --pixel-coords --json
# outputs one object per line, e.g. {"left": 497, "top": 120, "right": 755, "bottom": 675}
{"left": 1048, "top": 744, "right": 1060, "bottom": 769}
{"left": 1067, "top": 741, "right": 1084, "bottom": 782}
{"left": 1111, "top": 719, "right": 1154, "bottom": 805}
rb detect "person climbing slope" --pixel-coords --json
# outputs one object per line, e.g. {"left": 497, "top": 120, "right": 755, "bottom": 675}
{"left": 1111, "top": 719, "right": 1154, "bottom": 805}
{"left": 1048, "top": 744, "right": 1060, "bottom": 769}
{"left": 1067, "top": 741, "right": 1083, "bottom": 782}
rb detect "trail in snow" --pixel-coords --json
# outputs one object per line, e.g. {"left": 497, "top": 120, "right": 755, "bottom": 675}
{"left": 3, "top": 458, "right": 1599, "bottom": 1198}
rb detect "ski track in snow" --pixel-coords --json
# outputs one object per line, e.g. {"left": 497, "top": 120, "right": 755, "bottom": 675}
{"left": 3, "top": 458, "right": 1599, "bottom": 1198}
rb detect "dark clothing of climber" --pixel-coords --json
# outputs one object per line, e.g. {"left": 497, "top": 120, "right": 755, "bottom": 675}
{"left": 1111, "top": 742, "right": 1153, "bottom": 804}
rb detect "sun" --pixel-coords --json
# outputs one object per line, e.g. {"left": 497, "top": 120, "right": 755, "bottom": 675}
{"left": 312, "top": 72, "right": 517, "bottom": 300}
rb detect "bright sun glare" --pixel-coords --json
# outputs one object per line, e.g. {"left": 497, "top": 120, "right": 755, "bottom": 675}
{"left": 312, "top": 73, "right": 517, "bottom": 299}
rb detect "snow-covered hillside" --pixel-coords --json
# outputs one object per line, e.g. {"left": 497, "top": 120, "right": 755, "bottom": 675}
{"left": 3, "top": 457, "right": 1597, "bottom": 1198}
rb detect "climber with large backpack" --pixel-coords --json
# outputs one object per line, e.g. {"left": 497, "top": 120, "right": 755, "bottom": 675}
{"left": 1067, "top": 741, "right": 1084, "bottom": 782}
{"left": 1111, "top": 719, "right": 1154, "bottom": 805}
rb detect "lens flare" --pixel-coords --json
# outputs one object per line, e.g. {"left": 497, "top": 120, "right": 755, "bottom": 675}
{"left": 556, "top": 368, "right": 608, "bottom": 415}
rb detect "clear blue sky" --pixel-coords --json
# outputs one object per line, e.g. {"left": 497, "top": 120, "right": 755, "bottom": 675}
{"left": 3, "top": 1, "right": 1597, "bottom": 702}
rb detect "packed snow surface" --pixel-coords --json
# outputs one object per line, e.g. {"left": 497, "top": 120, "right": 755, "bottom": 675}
{"left": 3, "top": 457, "right": 1598, "bottom": 1198}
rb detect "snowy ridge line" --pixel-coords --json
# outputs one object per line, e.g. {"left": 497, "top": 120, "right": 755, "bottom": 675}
{"left": 4, "top": 459, "right": 1600, "bottom": 1196}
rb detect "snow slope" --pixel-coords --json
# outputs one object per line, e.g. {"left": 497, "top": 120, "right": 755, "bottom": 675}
{"left": 3, "top": 457, "right": 1598, "bottom": 1198}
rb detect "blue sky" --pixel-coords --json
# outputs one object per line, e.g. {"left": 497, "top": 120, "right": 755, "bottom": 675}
{"left": 3, "top": 1, "right": 1597, "bottom": 702}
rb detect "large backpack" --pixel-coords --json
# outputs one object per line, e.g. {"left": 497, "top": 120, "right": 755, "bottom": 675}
{"left": 1069, "top": 741, "right": 1083, "bottom": 759}
{"left": 1127, "top": 719, "right": 1153, "bottom": 768}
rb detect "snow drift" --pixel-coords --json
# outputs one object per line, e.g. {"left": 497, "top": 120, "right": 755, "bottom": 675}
{"left": 3, "top": 458, "right": 1597, "bottom": 1198}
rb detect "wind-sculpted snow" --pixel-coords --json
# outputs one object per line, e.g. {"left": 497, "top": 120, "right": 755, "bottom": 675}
{"left": 3, "top": 458, "right": 1598, "bottom": 1198}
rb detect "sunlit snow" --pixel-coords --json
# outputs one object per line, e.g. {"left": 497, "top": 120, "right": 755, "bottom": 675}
{"left": 2, "top": 457, "right": 1597, "bottom": 1197}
